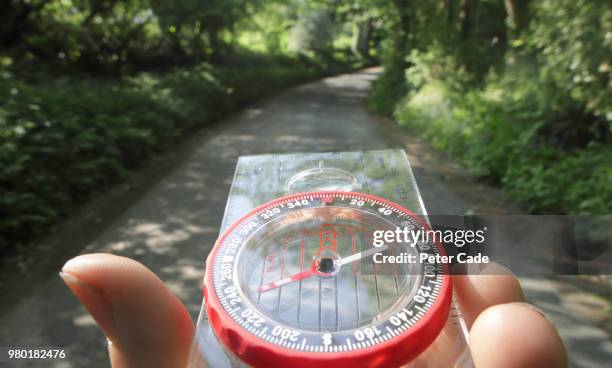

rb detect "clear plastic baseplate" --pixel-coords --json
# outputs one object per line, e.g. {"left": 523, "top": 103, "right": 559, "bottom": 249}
{"left": 188, "top": 150, "right": 474, "bottom": 368}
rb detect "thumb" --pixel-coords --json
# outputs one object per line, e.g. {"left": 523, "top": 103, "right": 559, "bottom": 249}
{"left": 60, "top": 253, "right": 195, "bottom": 368}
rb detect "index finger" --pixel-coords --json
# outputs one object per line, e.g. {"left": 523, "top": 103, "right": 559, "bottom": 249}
{"left": 452, "top": 262, "right": 525, "bottom": 328}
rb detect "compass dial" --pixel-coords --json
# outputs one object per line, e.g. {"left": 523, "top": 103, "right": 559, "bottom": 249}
{"left": 203, "top": 192, "right": 451, "bottom": 368}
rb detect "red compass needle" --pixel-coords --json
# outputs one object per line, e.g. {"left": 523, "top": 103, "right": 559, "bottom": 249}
{"left": 258, "top": 243, "right": 389, "bottom": 292}
{"left": 258, "top": 268, "right": 318, "bottom": 292}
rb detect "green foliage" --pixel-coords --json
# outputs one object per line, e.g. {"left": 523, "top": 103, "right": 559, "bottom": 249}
{"left": 0, "top": 51, "right": 334, "bottom": 254}
{"left": 9, "top": 0, "right": 168, "bottom": 74}
{"left": 233, "top": 2, "right": 294, "bottom": 54}
{"left": 370, "top": 0, "right": 610, "bottom": 215}
{"left": 0, "top": 0, "right": 370, "bottom": 254}
{"left": 368, "top": 61, "right": 408, "bottom": 115}
{"left": 0, "top": 0, "right": 268, "bottom": 74}
{"left": 395, "top": 71, "right": 611, "bottom": 214}
{"left": 0, "top": 73, "right": 170, "bottom": 248}
{"left": 289, "top": 9, "right": 336, "bottom": 57}
{"left": 3, "top": 0, "right": 607, "bottom": 255}
{"left": 503, "top": 143, "right": 612, "bottom": 214}
{"left": 1, "top": 0, "right": 373, "bottom": 74}
{"left": 527, "top": 0, "right": 611, "bottom": 121}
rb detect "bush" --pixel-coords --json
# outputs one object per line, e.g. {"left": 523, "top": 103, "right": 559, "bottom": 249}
{"left": 394, "top": 70, "right": 611, "bottom": 214}
{"left": 0, "top": 52, "right": 332, "bottom": 254}
{"left": 527, "top": 0, "right": 611, "bottom": 121}
{"left": 503, "top": 142, "right": 612, "bottom": 214}
{"left": 368, "top": 61, "right": 408, "bottom": 115}
{"left": 1, "top": 75, "right": 176, "bottom": 251}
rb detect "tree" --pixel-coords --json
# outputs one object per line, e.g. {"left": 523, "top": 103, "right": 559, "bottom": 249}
{"left": 149, "top": 0, "right": 259, "bottom": 58}
{"left": 290, "top": 9, "right": 336, "bottom": 57}
{"left": 504, "top": 0, "right": 530, "bottom": 34}
{"left": 0, "top": 0, "right": 50, "bottom": 48}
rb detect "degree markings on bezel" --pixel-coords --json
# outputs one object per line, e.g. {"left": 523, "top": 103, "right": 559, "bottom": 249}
{"left": 211, "top": 192, "right": 446, "bottom": 352}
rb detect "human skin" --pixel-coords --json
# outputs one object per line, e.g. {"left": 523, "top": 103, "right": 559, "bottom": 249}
{"left": 60, "top": 254, "right": 567, "bottom": 368}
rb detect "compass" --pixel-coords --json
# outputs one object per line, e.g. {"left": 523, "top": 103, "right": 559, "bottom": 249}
{"left": 203, "top": 191, "right": 452, "bottom": 368}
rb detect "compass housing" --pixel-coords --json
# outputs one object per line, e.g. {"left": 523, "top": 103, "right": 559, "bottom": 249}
{"left": 203, "top": 191, "right": 452, "bottom": 368}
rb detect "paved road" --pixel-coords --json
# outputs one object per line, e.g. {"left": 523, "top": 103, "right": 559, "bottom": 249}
{"left": 0, "top": 69, "right": 610, "bottom": 367}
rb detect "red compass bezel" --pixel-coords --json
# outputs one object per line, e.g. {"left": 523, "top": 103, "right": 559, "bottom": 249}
{"left": 203, "top": 191, "right": 452, "bottom": 368}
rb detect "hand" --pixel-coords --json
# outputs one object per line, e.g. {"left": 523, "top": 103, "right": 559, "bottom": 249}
{"left": 60, "top": 254, "right": 567, "bottom": 368}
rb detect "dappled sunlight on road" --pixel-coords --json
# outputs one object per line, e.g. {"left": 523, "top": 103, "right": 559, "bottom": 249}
{"left": 521, "top": 277, "right": 612, "bottom": 368}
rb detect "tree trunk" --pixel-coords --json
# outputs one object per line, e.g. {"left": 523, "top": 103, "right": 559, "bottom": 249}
{"left": 351, "top": 20, "right": 371, "bottom": 60}
{"left": 446, "top": 0, "right": 455, "bottom": 25}
{"left": 460, "top": 0, "right": 474, "bottom": 40}
{"left": 504, "top": 0, "right": 530, "bottom": 34}
{"left": 393, "top": 0, "right": 412, "bottom": 65}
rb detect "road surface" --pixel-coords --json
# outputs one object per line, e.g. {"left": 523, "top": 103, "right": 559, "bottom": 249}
{"left": 0, "top": 68, "right": 610, "bottom": 367}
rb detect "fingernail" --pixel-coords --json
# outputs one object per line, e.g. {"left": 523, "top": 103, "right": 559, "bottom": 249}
{"left": 59, "top": 271, "right": 117, "bottom": 339}
{"left": 511, "top": 302, "right": 553, "bottom": 323}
